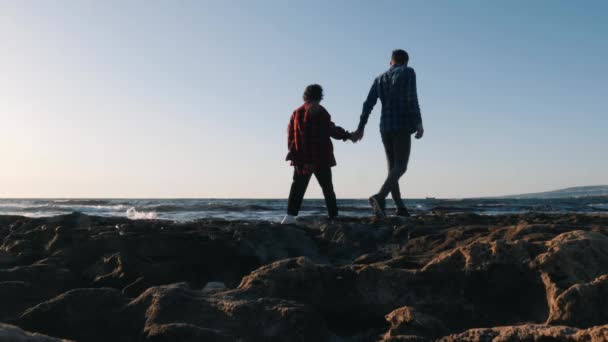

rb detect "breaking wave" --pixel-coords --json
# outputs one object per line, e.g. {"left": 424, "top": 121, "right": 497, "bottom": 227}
{"left": 126, "top": 207, "right": 158, "bottom": 220}
{"left": 1, "top": 196, "right": 607, "bottom": 222}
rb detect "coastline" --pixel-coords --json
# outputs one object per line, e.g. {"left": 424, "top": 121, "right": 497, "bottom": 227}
{"left": 1, "top": 212, "right": 607, "bottom": 341}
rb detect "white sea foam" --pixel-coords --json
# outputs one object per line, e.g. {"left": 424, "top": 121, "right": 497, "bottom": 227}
{"left": 589, "top": 203, "right": 608, "bottom": 210}
{"left": 126, "top": 207, "right": 158, "bottom": 220}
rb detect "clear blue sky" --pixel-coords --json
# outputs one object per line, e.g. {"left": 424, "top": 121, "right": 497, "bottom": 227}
{"left": 1, "top": 1, "right": 606, "bottom": 198}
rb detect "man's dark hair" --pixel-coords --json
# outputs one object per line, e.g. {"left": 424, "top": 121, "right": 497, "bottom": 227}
{"left": 303, "top": 84, "right": 324, "bottom": 102}
{"left": 391, "top": 49, "right": 409, "bottom": 65}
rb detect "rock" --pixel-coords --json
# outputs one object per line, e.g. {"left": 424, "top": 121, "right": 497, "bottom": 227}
{"left": 144, "top": 323, "right": 233, "bottom": 342}
{"left": 122, "top": 276, "right": 153, "bottom": 298}
{"left": 0, "top": 250, "right": 17, "bottom": 266}
{"left": 0, "top": 281, "right": 38, "bottom": 320}
{"left": 18, "top": 288, "right": 139, "bottom": 342}
{"left": 548, "top": 274, "right": 608, "bottom": 327}
{"left": 231, "top": 222, "right": 325, "bottom": 263}
{"left": 130, "top": 283, "right": 329, "bottom": 341}
{"left": 0, "top": 264, "right": 76, "bottom": 320}
{"left": 383, "top": 306, "right": 447, "bottom": 340}
{"left": 438, "top": 324, "right": 608, "bottom": 342}
{"left": 317, "top": 221, "right": 395, "bottom": 262}
{"left": 0, "top": 264, "right": 76, "bottom": 296}
{"left": 532, "top": 230, "right": 608, "bottom": 327}
{"left": 0, "top": 212, "right": 607, "bottom": 340}
{"left": 237, "top": 253, "right": 549, "bottom": 333}
{"left": 236, "top": 257, "right": 387, "bottom": 334}
{"left": 202, "top": 281, "right": 226, "bottom": 293}
{"left": 0, "top": 323, "right": 72, "bottom": 342}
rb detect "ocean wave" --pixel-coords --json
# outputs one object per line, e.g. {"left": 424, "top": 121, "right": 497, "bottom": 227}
{"left": 475, "top": 203, "right": 507, "bottom": 207}
{"left": 14, "top": 204, "right": 129, "bottom": 213}
{"left": 144, "top": 203, "right": 278, "bottom": 212}
{"left": 588, "top": 203, "right": 608, "bottom": 210}
{"left": 126, "top": 207, "right": 158, "bottom": 220}
{"left": 51, "top": 199, "right": 118, "bottom": 206}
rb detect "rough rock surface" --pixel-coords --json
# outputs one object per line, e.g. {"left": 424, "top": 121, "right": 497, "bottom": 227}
{"left": 0, "top": 212, "right": 606, "bottom": 341}
{"left": 438, "top": 324, "right": 608, "bottom": 342}
{"left": 0, "top": 322, "right": 72, "bottom": 341}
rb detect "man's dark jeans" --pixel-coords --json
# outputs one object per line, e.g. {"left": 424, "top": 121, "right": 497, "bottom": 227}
{"left": 287, "top": 167, "right": 338, "bottom": 217}
{"left": 377, "top": 130, "right": 411, "bottom": 208}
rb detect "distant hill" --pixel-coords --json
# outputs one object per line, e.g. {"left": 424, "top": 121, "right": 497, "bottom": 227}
{"left": 502, "top": 185, "right": 608, "bottom": 199}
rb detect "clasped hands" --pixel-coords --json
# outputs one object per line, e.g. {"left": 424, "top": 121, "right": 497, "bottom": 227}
{"left": 349, "top": 124, "right": 424, "bottom": 143}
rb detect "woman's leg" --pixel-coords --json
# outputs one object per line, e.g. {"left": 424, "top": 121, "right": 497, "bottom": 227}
{"left": 287, "top": 169, "right": 312, "bottom": 216}
{"left": 314, "top": 167, "right": 338, "bottom": 217}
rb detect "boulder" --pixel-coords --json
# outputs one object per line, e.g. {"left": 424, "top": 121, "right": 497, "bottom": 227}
{"left": 532, "top": 230, "right": 608, "bottom": 327}
{"left": 438, "top": 324, "right": 608, "bottom": 342}
{"left": 0, "top": 281, "right": 38, "bottom": 320}
{"left": 547, "top": 274, "right": 608, "bottom": 327}
{"left": 130, "top": 282, "right": 329, "bottom": 341}
{"left": 18, "top": 288, "right": 139, "bottom": 342}
{"left": 0, "top": 323, "right": 72, "bottom": 342}
{"left": 0, "top": 264, "right": 76, "bottom": 320}
{"left": 383, "top": 306, "right": 447, "bottom": 340}
{"left": 144, "top": 323, "right": 233, "bottom": 342}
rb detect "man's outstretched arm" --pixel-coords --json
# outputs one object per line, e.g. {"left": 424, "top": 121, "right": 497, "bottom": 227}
{"left": 353, "top": 79, "right": 378, "bottom": 141}
{"left": 407, "top": 68, "right": 424, "bottom": 139}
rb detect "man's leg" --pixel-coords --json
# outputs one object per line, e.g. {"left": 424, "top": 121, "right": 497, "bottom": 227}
{"left": 382, "top": 132, "right": 406, "bottom": 209}
{"left": 377, "top": 132, "right": 412, "bottom": 202}
{"left": 287, "top": 170, "right": 312, "bottom": 216}
{"left": 314, "top": 167, "right": 338, "bottom": 218}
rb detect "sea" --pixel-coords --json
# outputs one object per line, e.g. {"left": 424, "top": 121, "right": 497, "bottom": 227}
{"left": 0, "top": 197, "right": 607, "bottom": 222}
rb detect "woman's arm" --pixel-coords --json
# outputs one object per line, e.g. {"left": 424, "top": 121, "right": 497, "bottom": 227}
{"left": 322, "top": 108, "right": 351, "bottom": 141}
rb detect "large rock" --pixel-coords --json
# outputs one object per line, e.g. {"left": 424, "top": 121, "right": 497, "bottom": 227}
{"left": 548, "top": 274, "right": 608, "bottom": 327}
{"left": 129, "top": 282, "right": 329, "bottom": 341}
{"left": 144, "top": 323, "right": 232, "bottom": 342}
{"left": 0, "top": 213, "right": 607, "bottom": 340}
{"left": 18, "top": 288, "right": 139, "bottom": 342}
{"left": 382, "top": 306, "right": 447, "bottom": 340}
{"left": 438, "top": 324, "right": 608, "bottom": 342}
{"left": 0, "top": 323, "right": 71, "bottom": 342}
{"left": 236, "top": 249, "right": 549, "bottom": 335}
{"left": 532, "top": 230, "right": 608, "bottom": 327}
{"left": 0, "top": 264, "right": 76, "bottom": 320}
{"left": 0, "top": 281, "right": 39, "bottom": 320}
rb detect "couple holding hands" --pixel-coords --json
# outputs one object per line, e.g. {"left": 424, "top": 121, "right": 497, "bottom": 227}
{"left": 283, "top": 49, "right": 424, "bottom": 223}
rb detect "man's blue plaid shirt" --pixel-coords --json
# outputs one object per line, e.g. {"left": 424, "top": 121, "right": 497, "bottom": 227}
{"left": 358, "top": 64, "right": 422, "bottom": 133}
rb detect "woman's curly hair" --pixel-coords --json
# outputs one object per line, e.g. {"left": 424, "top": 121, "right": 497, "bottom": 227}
{"left": 303, "top": 84, "right": 323, "bottom": 102}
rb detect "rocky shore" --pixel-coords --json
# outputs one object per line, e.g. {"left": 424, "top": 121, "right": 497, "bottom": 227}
{"left": 1, "top": 212, "right": 607, "bottom": 341}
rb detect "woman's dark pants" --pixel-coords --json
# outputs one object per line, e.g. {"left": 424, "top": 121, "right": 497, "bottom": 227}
{"left": 287, "top": 167, "right": 338, "bottom": 217}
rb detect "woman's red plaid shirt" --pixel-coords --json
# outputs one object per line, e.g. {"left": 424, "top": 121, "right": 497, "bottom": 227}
{"left": 286, "top": 103, "right": 351, "bottom": 174}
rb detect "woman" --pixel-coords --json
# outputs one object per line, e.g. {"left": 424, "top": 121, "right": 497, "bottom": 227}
{"left": 282, "top": 84, "right": 352, "bottom": 224}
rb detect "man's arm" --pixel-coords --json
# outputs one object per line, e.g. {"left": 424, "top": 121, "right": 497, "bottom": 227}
{"left": 407, "top": 68, "right": 422, "bottom": 127}
{"left": 353, "top": 78, "right": 378, "bottom": 141}
{"left": 407, "top": 68, "right": 424, "bottom": 139}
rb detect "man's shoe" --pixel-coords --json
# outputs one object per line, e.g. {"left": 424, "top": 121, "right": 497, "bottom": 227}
{"left": 281, "top": 215, "right": 297, "bottom": 225}
{"left": 368, "top": 195, "right": 387, "bottom": 219}
{"left": 395, "top": 207, "right": 411, "bottom": 217}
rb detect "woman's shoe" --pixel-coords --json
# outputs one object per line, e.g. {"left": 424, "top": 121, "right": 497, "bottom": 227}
{"left": 281, "top": 215, "right": 297, "bottom": 225}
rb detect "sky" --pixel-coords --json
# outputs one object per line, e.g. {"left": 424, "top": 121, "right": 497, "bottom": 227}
{"left": 1, "top": 1, "right": 607, "bottom": 199}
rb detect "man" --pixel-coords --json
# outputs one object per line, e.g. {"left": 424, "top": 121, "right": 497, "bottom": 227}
{"left": 352, "top": 49, "right": 424, "bottom": 218}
